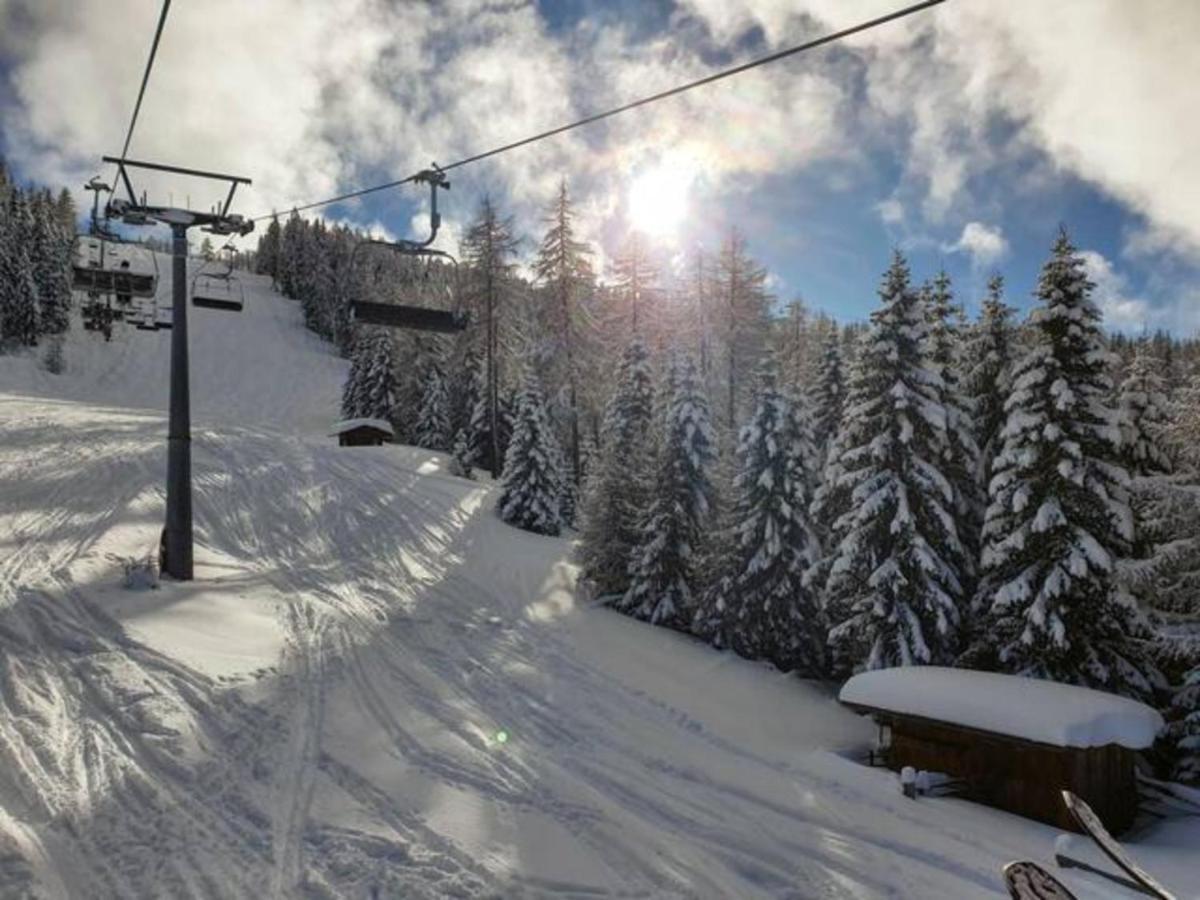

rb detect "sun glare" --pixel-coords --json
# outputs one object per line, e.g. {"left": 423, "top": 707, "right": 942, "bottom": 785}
{"left": 628, "top": 164, "right": 694, "bottom": 241}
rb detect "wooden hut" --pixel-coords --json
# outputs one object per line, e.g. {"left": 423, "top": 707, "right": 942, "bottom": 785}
{"left": 839, "top": 667, "right": 1163, "bottom": 835}
{"left": 330, "top": 418, "right": 395, "bottom": 447}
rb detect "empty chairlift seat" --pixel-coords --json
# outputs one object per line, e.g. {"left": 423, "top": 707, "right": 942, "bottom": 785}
{"left": 71, "top": 237, "right": 158, "bottom": 298}
{"left": 191, "top": 272, "right": 245, "bottom": 311}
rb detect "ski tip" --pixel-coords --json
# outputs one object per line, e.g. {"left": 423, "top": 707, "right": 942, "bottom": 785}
{"left": 1003, "top": 861, "right": 1078, "bottom": 900}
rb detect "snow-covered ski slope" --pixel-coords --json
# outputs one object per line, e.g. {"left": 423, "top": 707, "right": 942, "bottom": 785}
{"left": 1, "top": 262, "right": 1195, "bottom": 898}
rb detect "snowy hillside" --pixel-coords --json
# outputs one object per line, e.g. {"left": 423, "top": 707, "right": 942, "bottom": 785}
{"left": 0, "top": 265, "right": 1195, "bottom": 898}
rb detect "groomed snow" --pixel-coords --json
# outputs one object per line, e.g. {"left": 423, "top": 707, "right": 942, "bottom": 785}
{"left": 840, "top": 666, "right": 1165, "bottom": 749}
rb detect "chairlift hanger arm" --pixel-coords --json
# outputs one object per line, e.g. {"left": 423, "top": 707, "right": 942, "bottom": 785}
{"left": 404, "top": 165, "right": 450, "bottom": 249}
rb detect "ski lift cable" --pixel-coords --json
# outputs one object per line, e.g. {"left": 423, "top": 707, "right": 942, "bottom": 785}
{"left": 117, "top": 0, "right": 173, "bottom": 165}
{"left": 251, "top": 0, "right": 945, "bottom": 223}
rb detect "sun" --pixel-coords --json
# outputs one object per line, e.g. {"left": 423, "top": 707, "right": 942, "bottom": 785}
{"left": 628, "top": 163, "right": 694, "bottom": 241}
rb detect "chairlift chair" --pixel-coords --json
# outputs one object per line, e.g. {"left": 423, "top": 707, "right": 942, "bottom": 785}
{"left": 71, "top": 235, "right": 160, "bottom": 298}
{"left": 191, "top": 270, "right": 245, "bottom": 311}
{"left": 191, "top": 239, "right": 245, "bottom": 311}
{"left": 348, "top": 167, "right": 468, "bottom": 334}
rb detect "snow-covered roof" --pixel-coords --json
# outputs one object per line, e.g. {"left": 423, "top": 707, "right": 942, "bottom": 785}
{"left": 329, "top": 417, "right": 394, "bottom": 437}
{"left": 839, "top": 666, "right": 1163, "bottom": 749}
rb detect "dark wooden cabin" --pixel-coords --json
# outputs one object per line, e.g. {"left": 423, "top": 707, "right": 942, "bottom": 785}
{"left": 851, "top": 706, "right": 1138, "bottom": 834}
{"left": 330, "top": 418, "right": 394, "bottom": 447}
{"left": 840, "top": 668, "right": 1163, "bottom": 836}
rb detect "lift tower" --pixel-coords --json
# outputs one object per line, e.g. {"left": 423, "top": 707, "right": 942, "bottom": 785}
{"left": 103, "top": 156, "right": 254, "bottom": 580}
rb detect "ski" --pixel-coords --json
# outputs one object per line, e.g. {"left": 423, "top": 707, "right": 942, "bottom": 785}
{"left": 1003, "top": 861, "right": 1077, "bottom": 900}
{"left": 1061, "top": 791, "right": 1177, "bottom": 900}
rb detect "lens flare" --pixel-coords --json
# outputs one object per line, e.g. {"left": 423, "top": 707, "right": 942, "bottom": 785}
{"left": 628, "top": 163, "right": 694, "bottom": 241}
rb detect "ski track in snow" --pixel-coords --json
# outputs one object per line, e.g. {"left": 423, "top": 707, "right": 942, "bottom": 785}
{"left": 1, "top": 263, "right": 1195, "bottom": 899}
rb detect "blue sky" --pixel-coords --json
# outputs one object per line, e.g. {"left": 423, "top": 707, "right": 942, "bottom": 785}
{"left": 2, "top": 0, "right": 1197, "bottom": 331}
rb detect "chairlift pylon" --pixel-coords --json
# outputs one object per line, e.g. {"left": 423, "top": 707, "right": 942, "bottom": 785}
{"left": 348, "top": 164, "right": 468, "bottom": 333}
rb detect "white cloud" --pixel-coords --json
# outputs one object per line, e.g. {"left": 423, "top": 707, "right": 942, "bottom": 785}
{"left": 1079, "top": 250, "right": 1151, "bottom": 332}
{"left": 875, "top": 198, "right": 904, "bottom": 226}
{"left": 676, "top": 0, "right": 1200, "bottom": 260}
{"left": 947, "top": 221, "right": 1008, "bottom": 268}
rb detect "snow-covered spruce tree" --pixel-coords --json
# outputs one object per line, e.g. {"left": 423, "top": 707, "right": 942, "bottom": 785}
{"left": 30, "top": 191, "right": 71, "bottom": 337}
{"left": 256, "top": 214, "right": 283, "bottom": 286}
{"left": 557, "top": 444, "right": 580, "bottom": 528}
{"left": 924, "top": 271, "right": 981, "bottom": 595}
{"left": 579, "top": 339, "right": 655, "bottom": 597}
{"left": 497, "top": 368, "right": 565, "bottom": 536}
{"left": 809, "top": 331, "right": 867, "bottom": 585}
{"left": 340, "top": 329, "right": 399, "bottom": 426}
{"left": 964, "top": 275, "right": 1016, "bottom": 491}
{"left": 1165, "top": 370, "right": 1200, "bottom": 473}
{"left": 449, "top": 344, "right": 485, "bottom": 477}
{"left": 1169, "top": 664, "right": 1200, "bottom": 784}
{"left": 616, "top": 356, "right": 716, "bottom": 629}
{"left": 1119, "top": 344, "right": 1173, "bottom": 483}
{"left": 0, "top": 191, "right": 40, "bottom": 346}
{"left": 820, "top": 252, "right": 965, "bottom": 674}
{"left": 972, "top": 229, "right": 1159, "bottom": 701}
{"left": 278, "top": 209, "right": 304, "bottom": 299}
{"left": 714, "top": 362, "right": 823, "bottom": 673}
{"left": 807, "top": 328, "right": 845, "bottom": 468}
{"left": 414, "top": 355, "right": 452, "bottom": 451}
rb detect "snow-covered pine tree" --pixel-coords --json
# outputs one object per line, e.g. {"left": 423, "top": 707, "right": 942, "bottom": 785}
{"left": 1169, "top": 664, "right": 1200, "bottom": 783}
{"left": 497, "top": 368, "right": 565, "bottom": 536}
{"left": 1119, "top": 343, "right": 1173, "bottom": 482}
{"left": 616, "top": 355, "right": 716, "bottom": 628}
{"left": 973, "top": 229, "right": 1159, "bottom": 701}
{"left": 54, "top": 186, "right": 76, "bottom": 236}
{"left": 256, "top": 214, "right": 283, "bottom": 287}
{"left": 340, "top": 328, "right": 399, "bottom": 426}
{"left": 963, "top": 275, "right": 1016, "bottom": 492}
{"left": 809, "top": 331, "right": 868, "bottom": 582}
{"left": 414, "top": 354, "right": 452, "bottom": 451}
{"left": 0, "top": 191, "right": 40, "bottom": 346}
{"left": 449, "top": 342, "right": 486, "bottom": 477}
{"left": 279, "top": 210, "right": 304, "bottom": 298}
{"left": 715, "top": 362, "right": 823, "bottom": 673}
{"left": 557, "top": 444, "right": 580, "bottom": 528}
{"left": 579, "top": 339, "right": 655, "bottom": 596}
{"left": 821, "top": 252, "right": 965, "bottom": 674}
{"left": 924, "top": 271, "right": 981, "bottom": 594}
{"left": 807, "top": 328, "right": 845, "bottom": 468}
{"left": 29, "top": 191, "right": 71, "bottom": 336}
{"left": 1165, "top": 369, "right": 1200, "bottom": 473}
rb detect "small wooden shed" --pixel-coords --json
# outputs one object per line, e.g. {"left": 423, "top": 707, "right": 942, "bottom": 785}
{"left": 330, "top": 418, "right": 395, "bottom": 447}
{"left": 839, "top": 667, "right": 1163, "bottom": 835}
